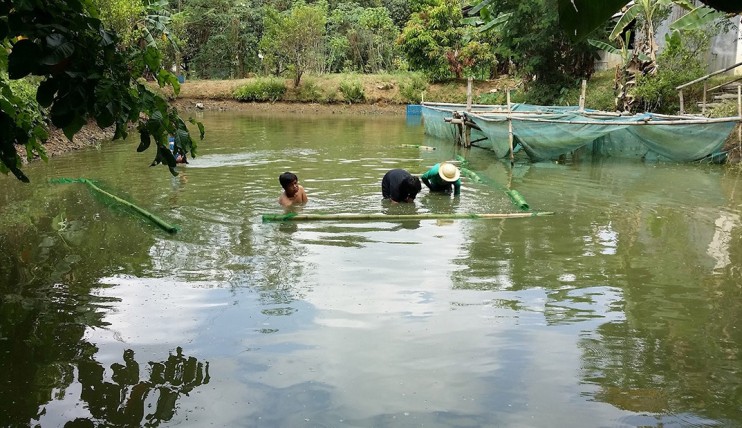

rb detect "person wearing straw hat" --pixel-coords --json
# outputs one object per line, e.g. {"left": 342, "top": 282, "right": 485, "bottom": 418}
{"left": 421, "top": 162, "right": 461, "bottom": 196}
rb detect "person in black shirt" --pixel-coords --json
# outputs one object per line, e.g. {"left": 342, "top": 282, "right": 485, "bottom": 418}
{"left": 381, "top": 169, "right": 422, "bottom": 203}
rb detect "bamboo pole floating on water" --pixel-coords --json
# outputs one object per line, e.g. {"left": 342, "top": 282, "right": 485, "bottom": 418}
{"left": 262, "top": 212, "right": 554, "bottom": 222}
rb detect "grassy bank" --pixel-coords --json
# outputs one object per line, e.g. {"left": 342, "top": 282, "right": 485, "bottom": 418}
{"left": 166, "top": 72, "right": 516, "bottom": 105}
{"left": 162, "top": 70, "right": 640, "bottom": 113}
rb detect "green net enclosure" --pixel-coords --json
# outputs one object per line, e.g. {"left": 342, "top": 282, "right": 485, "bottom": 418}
{"left": 422, "top": 103, "right": 739, "bottom": 162}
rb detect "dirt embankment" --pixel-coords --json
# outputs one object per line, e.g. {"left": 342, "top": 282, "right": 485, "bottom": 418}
{"left": 170, "top": 98, "right": 405, "bottom": 115}
{"left": 41, "top": 125, "right": 115, "bottom": 159}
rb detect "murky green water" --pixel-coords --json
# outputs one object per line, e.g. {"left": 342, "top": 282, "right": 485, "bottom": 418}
{"left": 1, "top": 110, "right": 741, "bottom": 427}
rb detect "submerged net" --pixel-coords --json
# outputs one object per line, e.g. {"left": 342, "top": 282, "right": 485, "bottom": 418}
{"left": 49, "top": 178, "right": 179, "bottom": 234}
{"left": 455, "top": 155, "right": 530, "bottom": 211}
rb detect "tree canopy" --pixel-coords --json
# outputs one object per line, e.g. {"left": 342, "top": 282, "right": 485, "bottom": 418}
{"left": 0, "top": 0, "right": 203, "bottom": 182}
{"left": 398, "top": 0, "right": 494, "bottom": 81}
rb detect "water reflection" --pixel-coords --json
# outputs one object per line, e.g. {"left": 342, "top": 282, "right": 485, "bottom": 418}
{"left": 56, "top": 347, "right": 209, "bottom": 427}
{"left": 3, "top": 112, "right": 742, "bottom": 426}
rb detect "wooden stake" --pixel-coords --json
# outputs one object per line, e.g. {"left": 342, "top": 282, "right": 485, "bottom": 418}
{"left": 703, "top": 81, "right": 707, "bottom": 115}
{"left": 679, "top": 90, "right": 685, "bottom": 114}
{"left": 507, "top": 89, "right": 514, "bottom": 164}
{"left": 579, "top": 79, "right": 586, "bottom": 111}
{"left": 738, "top": 84, "right": 741, "bottom": 154}
{"left": 466, "top": 77, "right": 473, "bottom": 112}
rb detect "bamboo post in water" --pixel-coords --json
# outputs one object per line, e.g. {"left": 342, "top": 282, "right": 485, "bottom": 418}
{"left": 507, "top": 89, "right": 514, "bottom": 165}
{"left": 703, "top": 81, "right": 707, "bottom": 115}
{"left": 579, "top": 79, "right": 586, "bottom": 111}
{"left": 262, "top": 212, "right": 555, "bottom": 222}
{"left": 679, "top": 90, "right": 685, "bottom": 114}
{"left": 465, "top": 122, "right": 471, "bottom": 147}
{"left": 738, "top": 84, "right": 741, "bottom": 154}
{"left": 465, "top": 77, "right": 473, "bottom": 147}
{"left": 466, "top": 77, "right": 473, "bottom": 112}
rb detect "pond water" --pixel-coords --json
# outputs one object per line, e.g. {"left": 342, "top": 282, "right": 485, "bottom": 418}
{"left": 1, "top": 110, "right": 741, "bottom": 427}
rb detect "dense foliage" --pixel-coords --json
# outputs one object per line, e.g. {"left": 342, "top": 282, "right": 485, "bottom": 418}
{"left": 0, "top": 0, "right": 203, "bottom": 182}
{"left": 233, "top": 77, "right": 287, "bottom": 102}
{"left": 160, "top": 0, "right": 601, "bottom": 93}
{"left": 397, "top": 0, "right": 494, "bottom": 81}
{"left": 477, "top": 0, "right": 596, "bottom": 102}
{"left": 633, "top": 31, "right": 709, "bottom": 114}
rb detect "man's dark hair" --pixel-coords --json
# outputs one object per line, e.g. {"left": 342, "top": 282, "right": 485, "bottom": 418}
{"left": 279, "top": 172, "right": 298, "bottom": 189}
{"left": 400, "top": 175, "right": 422, "bottom": 200}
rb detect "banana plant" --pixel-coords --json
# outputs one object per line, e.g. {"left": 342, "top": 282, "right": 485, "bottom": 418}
{"left": 608, "top": 0, "right": 676, "bottom": 71}
{"left": 140, "top": 0, "right": 176, "bottom": 50}
{"left": 557, "top": 0, "right": 739, "bottom": 40}
{"left": 589, "top": 31, "right": 649, "bottom": 111}
{"left": 669, "top": 3, "right": 728, "bottom": 32}
{"left": 589, "top": 33, "right": 650, "bottom": 67}
{"left": 461, "top": 0, "right": 512, "bottom": 34}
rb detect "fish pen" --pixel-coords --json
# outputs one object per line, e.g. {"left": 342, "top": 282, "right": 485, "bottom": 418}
{"left": 422, "top": 83, "right": 742, "bottom": 164}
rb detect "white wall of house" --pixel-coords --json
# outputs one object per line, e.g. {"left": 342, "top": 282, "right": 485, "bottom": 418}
{"left": 654, "top": 3, "right": 741, "bottom": 74}
{"left": 706, "top": 15, "right": 740, "bottom": 73}
{"left": 595, "top": 51, "right": 624, "bottom": 71}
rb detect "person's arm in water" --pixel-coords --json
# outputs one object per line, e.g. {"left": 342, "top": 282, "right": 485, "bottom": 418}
{"left": 453, "top": 179, "right": 461, "bottom": 196}
{"left": 420, "top": 167, "right": 434, "bottom": 190}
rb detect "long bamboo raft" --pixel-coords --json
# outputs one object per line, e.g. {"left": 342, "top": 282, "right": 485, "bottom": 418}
{"left": 262, "top": 211, "right": 554, "bottom": 222}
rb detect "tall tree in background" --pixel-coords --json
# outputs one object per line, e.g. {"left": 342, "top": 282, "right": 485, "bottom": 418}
{"left": 260, "top": 2, "right": 327, "bottom": 87}
{"left": 179, "top": 0, "right": 262, "bottom": 79}
{"left": 326, "top": 4, "right": 398, "bottom": 72}
{"left": 473, "top": 0, "right": 597, "bottom": 103}
{"left": 358, "top": 7, "right": 399, "bottom": 72}
{"left": 380, "top": 0, "right": 411, "bottom": 29}
{"left": 91, "top": 0, "right": 146, "bottom": 48}
{"left": 398, "top": 0, "right": 495, "bottom": 81}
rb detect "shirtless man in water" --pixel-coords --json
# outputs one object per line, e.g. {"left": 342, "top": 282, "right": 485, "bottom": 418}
{"left": 278, "top": 171, "right": 308, "bottom": 207}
